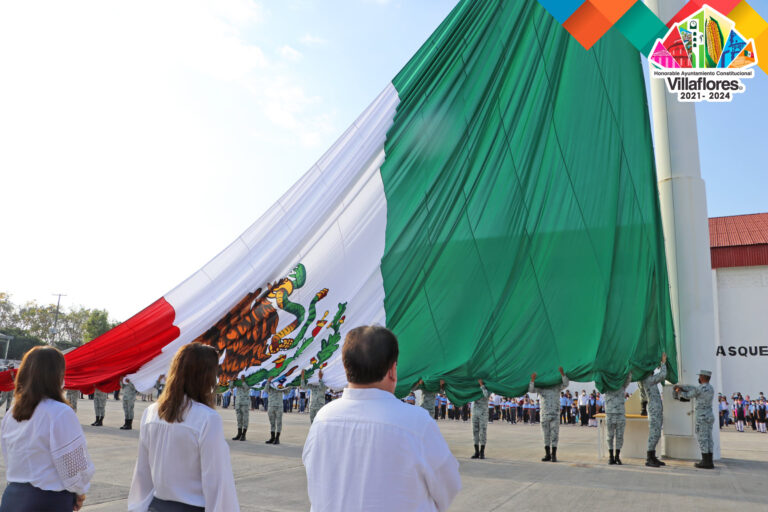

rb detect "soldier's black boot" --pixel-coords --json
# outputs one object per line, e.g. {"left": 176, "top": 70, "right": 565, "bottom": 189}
{"left": 239, "top": 428, "right": 247, "bottom": 441}
{"left": 120, "top": 419, "right": 130, "bottom": 430}
{"left": 274, "top": 433, "right": 280, "bottom": 445}
{"left": 641, "top": 401, "right": 648, "bottom": 416}
{"left": 541, "top": 446, "right": 551, "bottom": 462}
{"left": 706, "top": 453, "right": 715, "bottom": 469}
{"left": 551, "top": 447, "right": 557, "bottom": 463}
{"left": 694, "top": 454, "right": 706, "bottom": 468}
{"left": 233, "top": 428, "right": 242, "bottom": 441}
{"left": 479, "top": 445, "right": 485, "bottom": 459}
{"left": 615, "top": 449, "right": 622, "bottom": 465}
{"left": 646, "top": 451, "right": 660, "bottom": 467}
{"left": 91, "top": 417, "right": 99, "bottom": 426}
{"left": 265, "top": 432, "right": 275, "bottom": 444}
{"left": 609, "top": 449, "right": 616, "bottom": 464}
{"left": 471, "top": 445, "right": 480, "bottom": 459}
{"left": 651, "top": 450, "right": 666, "bottom": 466}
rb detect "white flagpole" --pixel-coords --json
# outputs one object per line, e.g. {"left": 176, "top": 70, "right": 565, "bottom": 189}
{"left": 644, "top": 0, "right": 721, "bottom": 460}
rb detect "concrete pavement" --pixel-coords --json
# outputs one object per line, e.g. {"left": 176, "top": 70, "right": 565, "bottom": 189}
{"left": 1, "top": 398, "right": 767, "bottom": 511}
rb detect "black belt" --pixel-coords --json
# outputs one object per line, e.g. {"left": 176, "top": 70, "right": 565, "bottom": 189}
{"left": 149, "top": 496, "right": 205, "bottom": 512}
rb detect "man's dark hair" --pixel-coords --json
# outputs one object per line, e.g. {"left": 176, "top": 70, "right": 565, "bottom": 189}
{"left": 342, "top": 325, "right": 399, "bottom": 384}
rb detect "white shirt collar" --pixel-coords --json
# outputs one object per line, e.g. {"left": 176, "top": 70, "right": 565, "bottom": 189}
{"left": 341, "top": 387, "right": 396, "bottom": 401}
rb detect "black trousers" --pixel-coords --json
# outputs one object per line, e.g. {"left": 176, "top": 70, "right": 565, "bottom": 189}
{"left": 149, "top": 497, "right": 205, "bottom": 512}
{"left": 0, "top": 482, "right": 76, "bottom": 512}
{"left": 580, "top": 406, "right": 588, "bottom": 425}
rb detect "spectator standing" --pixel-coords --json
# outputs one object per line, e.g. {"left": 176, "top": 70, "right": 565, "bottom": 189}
{"left": 578, "top": 390, "right": 588, "bottom": 426}
{"left": 128, "top": 343, "right": 239, "bottom": 511}
{"left": 0, "top": 347, "right": 94, "bottom": 511}
{"left": 303, "top": 325, "right": 460, "bottom": 511}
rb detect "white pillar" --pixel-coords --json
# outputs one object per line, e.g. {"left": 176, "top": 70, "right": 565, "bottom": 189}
{"left": 644, "top": 0, "right": 721, "bottom": 460}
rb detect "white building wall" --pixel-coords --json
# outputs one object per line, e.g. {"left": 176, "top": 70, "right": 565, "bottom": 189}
{"left": 713, "top": 265, "right": 768, "bottom": 398}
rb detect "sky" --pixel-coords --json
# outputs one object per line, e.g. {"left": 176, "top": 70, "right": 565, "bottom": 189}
{"left": 0, "top": 0, "right": 766, "bottom": 322}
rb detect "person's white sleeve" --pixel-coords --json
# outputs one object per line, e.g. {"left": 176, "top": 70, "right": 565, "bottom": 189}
{"left": 420, "top": 419, "right": 461, "bottom": 511}
{"left": 528, "top": 381, "right": 536, "bottom": 394}
{"left": 49, "top": 406, "right": 94, "bottom": 495}
{"left": 128, "top": 409, "right": 154, "bottom": 512}
{"left": 199, "top": 412, "right": 240, "bottom": 512}
{"left": 561, "top": 375, "right": 570, "bottom": 389}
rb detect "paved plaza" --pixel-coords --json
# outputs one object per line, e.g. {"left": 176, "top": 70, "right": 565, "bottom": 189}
{"left": 1, "top": 399, "right": 767, "bottom": 511}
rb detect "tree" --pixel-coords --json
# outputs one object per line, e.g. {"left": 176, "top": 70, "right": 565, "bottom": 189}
{"left": 0, "top": 327, "right": 46, "bottom": 360}
{"left": 83, "top": 309, "right": 112, "bottom": 342}
{"left": 16, "top": 301, "right": 59, "bottom": 344}
{"left": 0, "top": 292, "right": 17, "bottom": 329}
{"left": 58, "top": 306, "right": 91, "bottom": 346}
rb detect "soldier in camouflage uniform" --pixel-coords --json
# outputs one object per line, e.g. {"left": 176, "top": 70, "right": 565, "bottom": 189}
{"left": 529, "top": 367, "right": 569, "bottom": 462}
{"left": 674, "top": 369, "right": 716, "bottom": 469}
{"left": 639, "top": 379, "right": 648, "bottom": 416}
{"left": 92, "top": 389, "right": 108, "bottom": 426}
{"left": 120, "top": 378, "right": 137, "bottom": 430}
{"left": 0, "top": 390, "right": 13, "bottom": 412}
{"left": 265, "top": 377, "right": 292, "bottom": 445}
{"left": 66, "top": 389, "right": 79, "bottom": 412}
{"left": 604, "top": 372, "right": 632, "bottom": 465}
{"left": 642, "top": 353, "right": 667, "bottom": 467}
{"left": 0, "top": 365, "right": 14, "bottom": 412}
{"left": 471, "top": 379, "right": 490, "bottom": 459}
{"left": 301, "top": 369, "right": 327, "bottom": 424}
{"left": 413, "top": 379, "right": 437, "bottom": 419}
{"left": 230, "top": 378, "right": 251, "bottom": 441}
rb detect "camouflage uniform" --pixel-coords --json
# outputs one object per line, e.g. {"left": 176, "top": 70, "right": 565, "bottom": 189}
{"left": 231, "top": 380, "right": 251, "bottom": 429}
{"left": 0, "top": 391, "right": 13, "bottom": 411}
{"left": 66, "top": 389, "right": 79, "bottom": 412}
{"left": 472, "top": 385, "right": 490, "bottom": 445}
{"left": 529, "top": 375, "right": 569, "bottom": 447}
{"left": 412, "top": 382, "right": 437, "bottom": 419}
{"left": 267, "top": 381, "right": 290, "bottom": 433}
{"left": 641, "top": 365, "right": 666, "bottom": 451}
{"left": 677, "top": 382, "right": 715, "bottom": 454}
{"left": 302, "top": 376, "right": 327, "bottom": 424}
{"left": 121, "top": 381, "right": 137, "bottom": 420}
{"left": 94, "top": 390, "right": 108, "bottom": 417}
{"left": 605, "top": 374, "right": 631, "bottom": 451}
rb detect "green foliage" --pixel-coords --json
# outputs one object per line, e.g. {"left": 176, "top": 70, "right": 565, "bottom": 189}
{"left": 0, "top": 327, "right": 46, "bottom": 360}
{"left": 0, "top": 292, "right": 119, "bottom": 349}
{"left": 83, "top": 309, "right": 112, "bottom": 342}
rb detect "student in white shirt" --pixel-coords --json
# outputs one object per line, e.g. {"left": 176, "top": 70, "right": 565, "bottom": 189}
{"left": 303, "top": 325, "right": 461, "bottom": 512}
{"left": 0, "top": 346, "right": 95, "bottom": 512}
{"left": 128, "top": 343, "right": 240, "bottom": 512}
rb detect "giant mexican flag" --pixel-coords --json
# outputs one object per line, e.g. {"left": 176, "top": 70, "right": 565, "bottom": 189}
{"left": 0, "top": 0, "right": 677, "bottom": 404}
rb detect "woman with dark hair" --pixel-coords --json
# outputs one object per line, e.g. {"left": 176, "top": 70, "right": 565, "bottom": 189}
{"left": 128, "top": 342, "right": 239, "bottom": 512}
{"left": 0, "top": 346, "right": 94, "bottom": 511}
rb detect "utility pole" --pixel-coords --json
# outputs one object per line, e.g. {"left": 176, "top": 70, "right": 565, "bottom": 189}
{"left": 51, "top": 293, "right": 67, "bottom": 344}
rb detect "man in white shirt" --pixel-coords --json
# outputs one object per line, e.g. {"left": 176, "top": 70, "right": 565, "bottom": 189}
{"left": 302, "top": 325, "right": 461, "bottom": 512}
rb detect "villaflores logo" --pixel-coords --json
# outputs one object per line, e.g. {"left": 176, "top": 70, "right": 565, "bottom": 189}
{"left": 648, "top": 5, "right": 758, "bottom": 103}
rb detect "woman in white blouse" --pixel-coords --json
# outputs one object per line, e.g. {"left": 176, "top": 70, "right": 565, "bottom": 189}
{"left": 128, "top": 342, "right": 240, "bottom": 512}
{"left": 0, "top": 346, "right": 95, "bottom": 511}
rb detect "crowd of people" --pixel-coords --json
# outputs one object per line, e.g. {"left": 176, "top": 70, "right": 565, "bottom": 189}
{"left": 0, "top": 329, "right": 756, "bottom": 511}
{"left": 718, "top": 392, "right": 767, "bottom": 433}
{"left": 402, "top": 388, "right": 621, "bottom": 427}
